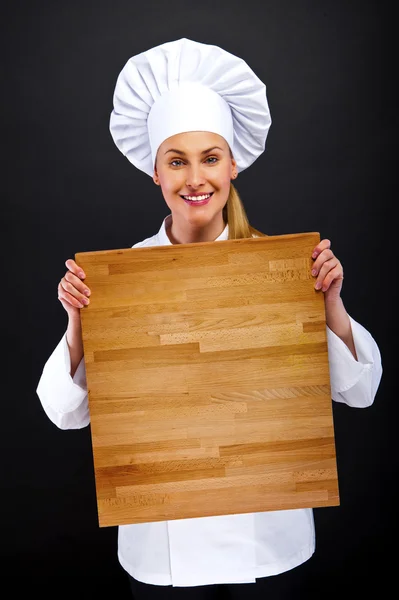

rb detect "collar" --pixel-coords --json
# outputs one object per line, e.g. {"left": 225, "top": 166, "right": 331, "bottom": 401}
{"left": 157, "top": 214, "right": 229, "bottom": 245}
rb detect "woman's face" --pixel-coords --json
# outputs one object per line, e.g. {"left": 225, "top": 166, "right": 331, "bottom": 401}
{"left": 153, "top": 131, "right": 237, "bottom": 232}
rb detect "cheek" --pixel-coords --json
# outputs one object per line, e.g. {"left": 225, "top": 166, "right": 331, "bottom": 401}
{"left": 216, "top": 168, "right": 233, "bottom": 189}
{"left": 159, "top": 172, "right": 183, "bottom": 194}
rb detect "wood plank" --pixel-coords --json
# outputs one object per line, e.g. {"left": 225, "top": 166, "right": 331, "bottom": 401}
{"left": 76, "top": 232, "right": 339, "bottom": 527}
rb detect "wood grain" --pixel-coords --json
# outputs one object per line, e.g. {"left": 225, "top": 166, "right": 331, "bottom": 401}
{"left": 75, "top": 232, "right": 339, "bottom": 527}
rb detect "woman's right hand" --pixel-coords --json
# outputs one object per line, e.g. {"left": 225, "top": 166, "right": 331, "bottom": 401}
{"left": 58, "top": 259, "right": 91, "bottom": 320}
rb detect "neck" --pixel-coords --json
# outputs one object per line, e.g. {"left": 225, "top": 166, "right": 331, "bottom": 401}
{"left": 166, "top": 214, "right": 226, "bottom": 245}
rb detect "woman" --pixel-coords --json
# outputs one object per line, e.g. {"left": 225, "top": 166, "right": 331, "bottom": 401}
{"left": 36, "top": 38, "right": 382, "bottom": 598}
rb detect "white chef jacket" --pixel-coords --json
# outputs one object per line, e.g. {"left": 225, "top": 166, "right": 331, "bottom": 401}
{"left": 36, "top": 214, "right": 383, "bottom": 587}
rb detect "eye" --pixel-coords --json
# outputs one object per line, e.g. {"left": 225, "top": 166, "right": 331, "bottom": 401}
{"left": 170, "top": 159, "right": 184, "bottom": 167}
{"left": 205, "top": 156, "right": 218, "bottom": 164}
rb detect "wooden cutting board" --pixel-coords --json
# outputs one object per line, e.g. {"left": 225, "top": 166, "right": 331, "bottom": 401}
{"left": 76, "top": 232, "right": 339, "bottom": 528}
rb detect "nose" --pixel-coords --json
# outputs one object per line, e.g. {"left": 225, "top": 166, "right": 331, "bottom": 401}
{"left": 186, "top": 164, "right": 206, "bottom": 189}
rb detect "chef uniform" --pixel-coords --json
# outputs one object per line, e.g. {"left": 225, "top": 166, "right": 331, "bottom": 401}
{"left": 36, "top": 38, "right": 382, "bottom": 590}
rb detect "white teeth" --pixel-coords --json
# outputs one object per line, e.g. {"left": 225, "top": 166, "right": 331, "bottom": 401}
{"left": 184, "top": 194, "right": 211, "bottom": 201}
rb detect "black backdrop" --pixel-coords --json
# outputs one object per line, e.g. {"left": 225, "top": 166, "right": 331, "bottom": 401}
{"left": 2, "top": 0, "right": 394, "bottom": 596}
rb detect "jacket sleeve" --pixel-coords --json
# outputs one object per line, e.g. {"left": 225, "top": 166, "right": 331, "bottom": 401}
{"left": 37, "top": 315, "right": 382, "bottom": 430}
{"left": 327, "top": 315, "right": 382, "bottom": 408}
{"left": 36, "top": 333, "right": 90, "bottom": 430}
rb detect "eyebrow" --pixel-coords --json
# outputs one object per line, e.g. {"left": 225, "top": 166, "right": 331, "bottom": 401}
{"left": 164, "top": 146, "right": 224, "bottom": 156}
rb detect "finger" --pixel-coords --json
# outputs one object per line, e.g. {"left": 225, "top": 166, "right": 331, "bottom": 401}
{"left": 64, "top": 270, "right": 91, "bottom": 297}
{"left": 58, "top": 281, "right": 86, "bottom": 308}
{"left": 58, "top": 295, "right": 83, "bottom": 311}
{"left": 319, "top": 264, "right": 344, "bottom": 292}
{"left": 312, "top": 238, "right": 331, "bottom": 259}
{"left": 314, "top": 258, "right": 342, "bottom": 290}
{"left": 59, "top": 276, "right": 90, "bottom": 306}
{"left": 311, "top": 248, "right": 335, "bottom": 274}
{"left": 65, "top": 258, "right": 86, "bottom": 279}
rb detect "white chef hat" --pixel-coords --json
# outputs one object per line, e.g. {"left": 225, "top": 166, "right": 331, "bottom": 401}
{"left": 109, "top": 38, "right": 271, "bottom": 177}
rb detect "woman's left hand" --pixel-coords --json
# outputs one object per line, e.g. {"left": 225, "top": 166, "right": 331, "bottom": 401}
{"left": 311, "top": 239, "right": 344, "bottom": 303}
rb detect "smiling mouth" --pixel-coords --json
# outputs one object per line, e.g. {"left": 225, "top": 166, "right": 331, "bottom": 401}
{"left": 181, "top": 193, "right": 213, "bottom": 202}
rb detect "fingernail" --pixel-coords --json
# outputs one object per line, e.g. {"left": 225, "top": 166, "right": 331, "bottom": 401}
{"left": 311, "top": 269, "right": 317, "bottom": 276}
{"left": 315, "top": 282, "right": 321, "bottom": 290}
{"left": 82, "top": 297, "right": 89, "bottom": 305}
{"left": 79, "top": 271, "right": 85, "bottom": 278}
{"left": 84, "top": 289, "right": 91, "bottom": 296}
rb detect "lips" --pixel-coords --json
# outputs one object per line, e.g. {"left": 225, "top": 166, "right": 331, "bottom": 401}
{"left": 181, "top": 192, "right": 213, "bottom": 206}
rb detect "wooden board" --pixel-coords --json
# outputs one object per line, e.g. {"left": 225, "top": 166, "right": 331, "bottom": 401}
{"left": 76, "top": 232, "right": 339, "bottom": 527}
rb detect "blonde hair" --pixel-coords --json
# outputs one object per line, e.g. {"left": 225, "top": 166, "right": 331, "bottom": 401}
{"left": 223, "top": 183, "right": 267, "bottom": 239}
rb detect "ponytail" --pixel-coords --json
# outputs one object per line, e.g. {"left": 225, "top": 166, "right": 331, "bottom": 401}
{"left": 223, "top": 183, "right": 267, "bottom": 239}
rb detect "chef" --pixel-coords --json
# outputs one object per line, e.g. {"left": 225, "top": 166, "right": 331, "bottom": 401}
{"left": 37, "top": 37, "right": 382, "bottom": 598}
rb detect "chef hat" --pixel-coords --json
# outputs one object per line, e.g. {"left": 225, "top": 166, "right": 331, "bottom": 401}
{"left": 109, "top": 38, "right": 271, "bottom": 177}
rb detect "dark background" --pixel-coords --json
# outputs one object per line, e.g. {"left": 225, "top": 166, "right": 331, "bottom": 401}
{"left": 2, "top": 0, "right": 394, "bottom": 596}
